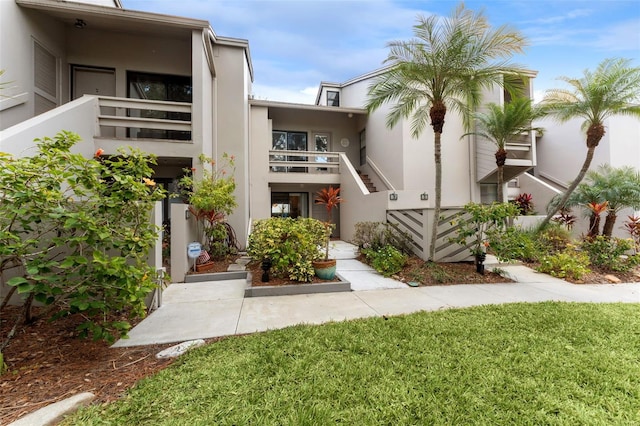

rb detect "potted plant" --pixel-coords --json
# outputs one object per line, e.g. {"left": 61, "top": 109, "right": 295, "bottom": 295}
{"left": 312, "top": 186, "right": 343, "bottom": 279}
{"left": 179, "top": 153, "right": 238, "bottom": 270}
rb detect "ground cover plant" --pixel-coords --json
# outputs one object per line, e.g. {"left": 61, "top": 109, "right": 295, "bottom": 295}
{"left": 68, "top": 303, "right": 640, "bottom": 425}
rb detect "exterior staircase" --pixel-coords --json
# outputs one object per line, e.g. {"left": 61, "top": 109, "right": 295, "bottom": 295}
{"left": 359, "top": 173, "right": 378, "bottom": 193}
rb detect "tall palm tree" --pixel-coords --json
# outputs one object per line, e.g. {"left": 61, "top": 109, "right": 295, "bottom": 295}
{"left": 539, "top": 58, "right": 640, "bottom": 228}
{"left": 365, "top": 3, "right": 528, "bottom": 261}
{"left": 463, "top": 97, "right": 543, "bottom": 202}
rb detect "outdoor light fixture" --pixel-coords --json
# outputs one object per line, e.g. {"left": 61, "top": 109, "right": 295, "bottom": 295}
{"left": 185, "top": 209, "right": 190, "bottom": 220}
{"left": 420, "top": 192, "right": 428, "bottom": 201}
{"left": 389, "top": 192, "right": 398, "bottom": 201}
{"left": 74, "top": 19, "right": 87, "bottom": 29}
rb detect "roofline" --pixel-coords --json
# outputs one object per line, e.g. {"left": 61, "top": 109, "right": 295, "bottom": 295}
{"left": 315, "top": 65, "right": 539, "bottom": 104}
{"left": 17, "top": 0, "right": 254, "bottom": 82}
{"left": 17, "top": 0, "right": 211, "bottom": 30}
{"left": 216, "top": 36, "right": 254, "bottom": 82}
{"left": 250, "top": 98, "right": 367, "bottom": 115}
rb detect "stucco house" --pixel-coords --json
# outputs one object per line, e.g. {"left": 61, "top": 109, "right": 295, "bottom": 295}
{"left": 0, "top": 0, "right": 539, "bottom": 283}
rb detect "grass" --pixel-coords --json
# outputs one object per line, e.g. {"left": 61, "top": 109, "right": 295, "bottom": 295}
{"left": 68, "top": 303, "right": 640, "bottom": 425}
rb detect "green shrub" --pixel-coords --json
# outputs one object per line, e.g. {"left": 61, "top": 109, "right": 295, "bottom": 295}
{"left": 247, "top": 217, "right": 326, "bottom": 282}
{"left": 536, "top": 224, "right": 572, "bottom": 254}
{"left": 352, "top": 221, "right": 414, "bottom": 254}
{"left": 580, "top": 236, "right": 635, "bottom": 272}
{"left": 536, "top": 249, "right": 591, "bottom": 280}
{"left": 486, "top": 226, "right": 541, "bottom": 262}
{"left": 0, "top": 131, "right": 165, "bottom": 343}
{"left": 362, "top": 245, "right": 407, "bottom": 277}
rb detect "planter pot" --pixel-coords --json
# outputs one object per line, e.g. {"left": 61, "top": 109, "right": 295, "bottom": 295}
{"left": 313, "top": 259, "right": 337, "bottom": 280}
{"left": 195, "top": 261, "right": 215, "bottom": 273}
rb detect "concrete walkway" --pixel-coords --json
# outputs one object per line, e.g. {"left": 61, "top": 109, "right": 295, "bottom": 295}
{"left": 113, "top": 242, "right": 640, "bottom": 347}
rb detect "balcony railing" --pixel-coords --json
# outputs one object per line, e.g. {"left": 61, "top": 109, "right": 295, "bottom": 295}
{"left": 96, "top": 96, "right": 192, "bottom": 141}
{"left": 269, "top": 150, "right": 340, "bottom": 173}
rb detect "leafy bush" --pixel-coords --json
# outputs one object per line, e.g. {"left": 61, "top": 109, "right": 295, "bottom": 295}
{"left": 0, "top": 131, "right": 165, "bottom": 344}
{"left": 536, "top": 249, "right": 591, "bottom": 280}
{"left": 536, "top": 224, "right": 572, "bottom": 254}
{"left": 580, "top": 236, "right": 635, "bottom": 272}
{"left": 450, "top": 202, "right": 520, "bottom": 257}
{"left": 352, "top": 221, "right": 414, "bottom": 254}
{"left": 362, "top": 245, "right": 407, "bottom": 277}
{"left": 247, "top": 217, "right": 326, "bottom": 282}
{"left": 486, "top": 227, "right": 541, "bottom": 262}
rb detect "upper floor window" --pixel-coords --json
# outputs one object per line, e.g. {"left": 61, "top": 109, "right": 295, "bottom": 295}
{"left": 127, "top": 71, "right": 192, "bottom": 140}
{"left": 327, "top": 90, "right": 340, "bottom": 107}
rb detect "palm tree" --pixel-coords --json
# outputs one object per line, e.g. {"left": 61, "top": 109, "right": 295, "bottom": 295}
{"left": 365, "top": 3, "right": 528, "bottom": 260}
{"left": 463, "top": 97, "right": 543, "bottom": 202}
{"left": 539, "top": 58, "right": 640, "bottom": 228}
{"left": 584, "top": 165, "right": 640, "bottom": 237}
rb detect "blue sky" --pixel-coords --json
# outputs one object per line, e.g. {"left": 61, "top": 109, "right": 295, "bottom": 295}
{"left": 125, "top": 0, "right": 640, "bottom": 104}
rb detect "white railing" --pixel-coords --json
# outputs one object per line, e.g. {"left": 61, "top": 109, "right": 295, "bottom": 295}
{"left": 97, "top": 96, "right": 192, "bottom": 138}
{"left": 268, "top": 149, "right": 340, "bottom": 172}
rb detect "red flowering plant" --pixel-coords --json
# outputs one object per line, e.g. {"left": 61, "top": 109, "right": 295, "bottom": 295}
{"left": 314, "top": 186, "right": 344, "bottom": 261}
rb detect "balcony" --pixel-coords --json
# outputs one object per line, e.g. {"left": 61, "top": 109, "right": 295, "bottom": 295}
{"left": 268, "top": 149, "right": 341, "bottom": 184}
{"left": 95, "top": 96, "right": 194, "bottom": 157}
{"left": 476, "top": 131, "right": 536, "bottom": 184}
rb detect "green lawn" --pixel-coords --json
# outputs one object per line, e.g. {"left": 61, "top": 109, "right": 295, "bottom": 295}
{"left": 69, "top": 302, "right": 640, "bottom": 425}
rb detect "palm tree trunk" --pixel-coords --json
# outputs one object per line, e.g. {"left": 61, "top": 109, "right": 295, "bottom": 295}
{"left": 497, "top": 166, "right": 504, "bottom": 202}
{"left": 429, "top": 132, "right": 442, "bottom": 261}
{"left": 540, "top": 146, "right": 596, "bottom": 228}
{"left": 588, "top": 213, "right": 600, "bottom": 238}
{"left": 602, "top": 212, "right": 617, "bottom": 237}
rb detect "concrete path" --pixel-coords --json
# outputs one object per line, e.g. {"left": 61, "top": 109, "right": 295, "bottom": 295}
{"left": 113, "top": 242, "right": 640, "bottom": 347}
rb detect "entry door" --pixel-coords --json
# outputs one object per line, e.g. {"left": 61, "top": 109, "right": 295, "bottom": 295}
{"left": 72, "top": 66, "right": 116, "bottom": 137}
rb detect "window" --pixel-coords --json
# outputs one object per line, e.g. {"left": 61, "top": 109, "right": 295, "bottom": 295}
{"left": 127, "top": 71, "right": 192, "bottom": 140}
{"left": 33, "top": 40, "right": 58, "bottom": 115}
{"left": 272, "top": 131, "right": 308, "bottom": 172}
{"left": 314, "top": 133, "right": 330, "bottom": 172}
{"left": 327, "top": 90, "right": 340, "bottom": 107}
{"left": 271, "top": 192, "right": 308, "bottom": 218}
{"left": 359, "top": 128, "right": 367, "bottom": 167}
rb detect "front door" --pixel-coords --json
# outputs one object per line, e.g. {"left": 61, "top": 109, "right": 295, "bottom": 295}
{"left": 71, "top": 65, "right": 116, "bottom": 137}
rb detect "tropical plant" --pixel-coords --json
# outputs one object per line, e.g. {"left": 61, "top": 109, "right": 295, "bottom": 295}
{"left": 580, "top": 235, "right": 636, "bottom": 272}
{"left": 352, "top": 221, "right": 414, "bottom": 254}
{"left": 584, "top": 165, "right": 640, "bottom": 237}
{"left": 463, "top": 98, "right": 544, "bottom": 201}
{"left": 586, "top": 201, "right": 609, "bottom": 238}
{"left": 623, "top": 215, "right": 640, "bottom": 254}
{"left": 179, "top": 153, "right": 238, "bottom": 258}
{"left": 1, "top": 131, "right": 165, "bottom": 346}
{"left": 536, "top": 248, "right": 591, "bottom": 280}
{"left": 365, "top": 3, "right": 528, "bottom": 260}
{"left": 450, "top": 202, "right": 520, "bottom": 257}
{"left": 314, "top": 186, "right": 344, "bottom": 260}
{"left": 539, "top": 58, "right": 640, "bottom": 228}
{"left": 361, "top": 245, "right": 407, "bottom": 277}
{"left": 513, "top": 192, "right": 535, "bottom": 215}
{"left": 247, "top": 217, "right": 326, "bottom": 282}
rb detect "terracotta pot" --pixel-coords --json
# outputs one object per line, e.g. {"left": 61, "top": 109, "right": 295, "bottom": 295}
{"left": 196, "top": 261, "right": 215, "bottom": 273}
{"left": 313, "top": 259, "right": 337, "bottom": 280}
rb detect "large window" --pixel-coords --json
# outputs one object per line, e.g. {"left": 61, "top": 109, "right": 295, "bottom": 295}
{"left": 127, "top": 71, "right": 192, "bottom": 140}
{"left": 272, "top": 131, "right": 308, "bottom": 172}
{"left": 327, "top": 90, "right": 340, "bottom": 107}
{"left": 271, "top": 192, "right": 308, "bottom": 218}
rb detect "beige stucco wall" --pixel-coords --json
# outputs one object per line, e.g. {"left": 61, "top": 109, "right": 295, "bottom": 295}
{"left": 0, "top": 3, "right": 66, "bottom": 130}
{"left": 215, "top": 43, "right": 252, "bottom": 248}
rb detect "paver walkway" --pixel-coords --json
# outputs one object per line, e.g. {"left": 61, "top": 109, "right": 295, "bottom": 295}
{"left": 113, "top": 241, "right": 640, "bottom": 347}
